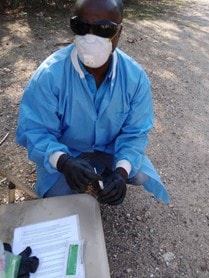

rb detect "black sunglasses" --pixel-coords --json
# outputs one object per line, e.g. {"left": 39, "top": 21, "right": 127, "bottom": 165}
{"left": 70, "top": 16, "right": 122, "bottom": 38}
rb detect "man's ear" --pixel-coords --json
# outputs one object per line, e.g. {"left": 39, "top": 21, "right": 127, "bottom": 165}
{"left": 119, "top": 24, "right": 123, "bottom": 34}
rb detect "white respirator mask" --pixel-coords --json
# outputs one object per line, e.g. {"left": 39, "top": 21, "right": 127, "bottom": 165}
{"left": 74, "top": 34, "right": 112, "bottom": 68}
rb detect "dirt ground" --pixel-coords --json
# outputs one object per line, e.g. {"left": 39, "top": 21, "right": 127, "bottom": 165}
{"left": 1, "top": 0, "right": 209, "bottom": 277}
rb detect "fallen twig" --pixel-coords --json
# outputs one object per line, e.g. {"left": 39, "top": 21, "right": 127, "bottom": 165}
{"left": 0, "top": 177, "right": 7, "bottom": 186}
{"left": 0, "top": 132, "right": 10, "bottom": 146}
{"left": 53, "top": 39, "right": 73, "bottom": 47}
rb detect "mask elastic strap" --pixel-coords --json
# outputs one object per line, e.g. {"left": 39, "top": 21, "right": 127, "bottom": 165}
{"left": 109, "top": 23, "right": 123, "bottom": 42}
{"left": 71, "top": 47, "right": 85, "bottom": 78}
{"left": 112, "top": 51, "right": 118, "bottom": 80}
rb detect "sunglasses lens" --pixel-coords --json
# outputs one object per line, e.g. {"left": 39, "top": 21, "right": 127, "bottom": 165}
{"left": 70, "top": 17, "right": 120, "bottom": 38}
{"left": 70, "top": 17, "right": 89, "bottom": 35}
{"left": 93, "top": 23, "right": 118, "bottom": 38}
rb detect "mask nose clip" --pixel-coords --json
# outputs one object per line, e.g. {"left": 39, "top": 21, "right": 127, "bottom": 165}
{"left": 85, "top": 34, "right": 96, "bottom": 43}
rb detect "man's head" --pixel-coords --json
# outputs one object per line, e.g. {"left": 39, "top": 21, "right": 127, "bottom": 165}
{"left": 75, "top": 0, "right": 123, "bottom": 47}
{"left": 74, "top": 0, "right": 123, "bottom": 24}
{"left": 71, "top": 0, "right": 124, "bottom": 68}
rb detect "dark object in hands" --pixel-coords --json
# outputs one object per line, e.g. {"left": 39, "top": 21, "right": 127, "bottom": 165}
{"left": 57, "top": 154, "right": 101, "bottom": 193}
{"left": 3, "top": 243, "right": 39, "bottom": 278}
{"left": 97, "top": 167, "right": 128, "bottom": 205}
{"left": 18, "top": 247, "right": 39, "bottom": 278}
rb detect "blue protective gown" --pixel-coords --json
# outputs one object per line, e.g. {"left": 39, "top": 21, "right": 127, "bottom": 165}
{"left": 16, "top": 44, "right": 170, "bottom": 203}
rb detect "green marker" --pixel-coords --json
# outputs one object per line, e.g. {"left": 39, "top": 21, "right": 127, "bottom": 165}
{"left": 66, "top": 244, "right": 79, "bottom": 276}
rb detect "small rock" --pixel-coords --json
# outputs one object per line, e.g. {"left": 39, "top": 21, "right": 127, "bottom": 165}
{"left": 126, "top": 268, "right": 133, "bottom": 273}
{"left": 136, "top": 215, "right": 142, "bottom": 221}
{"left": 36, "top": 12, "right": 44, "bottom": 17}
{"left": 3, "top": 67, "right": 11, "bottom": 72}
{"left": 162, "top": 252, "right": 175, "bottom": 265}
{"left": 149, "top": 228, "right": 154, "bottom": 233}
{"left": 20, "top": 196, "right": 25, "bottom": 202}
{"left": 145, "top": 211, "right": 151, "bottom": 219}
{"left": 127, "top": 37, "right": 137, "bottom": 43}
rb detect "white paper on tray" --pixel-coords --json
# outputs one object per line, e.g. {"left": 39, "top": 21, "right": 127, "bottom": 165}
{"left": 13, "top": 215, "right": 81, "bottom": 278}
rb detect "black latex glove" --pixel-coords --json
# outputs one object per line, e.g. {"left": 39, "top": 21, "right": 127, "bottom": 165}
{"left": 57, "top": 154, "right": 101, "bottom": 192}
{"left": 3, "top": 242, "right": 12, "bottom": 253}
{"left": 3, "top": 243, "right": 39, "bottom": 278}
{"left": 18, "top": 247, "right": 39, "bottom": 278}
{"left": 97, "top": 167, "right": 128, "bottom": 205}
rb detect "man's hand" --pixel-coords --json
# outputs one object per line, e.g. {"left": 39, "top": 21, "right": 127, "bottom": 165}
{"left": 97, "top": 167, "right": 128, "bottom": 205}
{"left": 57, "top": 154, "right": 101, "bottom": 192}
